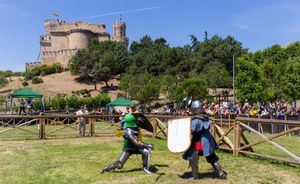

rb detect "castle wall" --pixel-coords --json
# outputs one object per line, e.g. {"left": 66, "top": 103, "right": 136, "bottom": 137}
{"left": 33, "top": 19, "right": 128, "bottom": 70}
{"left": 45, "top": 19, "right": 106, "bottom": 35}
{"left": 68, "top": 31, "right": 93, "bottom": 49}
{"left": 46, "top": 33, "right": 69, "bottom": 52}
{"left": 41, "top": 49, "right": 80, "bottom": 67}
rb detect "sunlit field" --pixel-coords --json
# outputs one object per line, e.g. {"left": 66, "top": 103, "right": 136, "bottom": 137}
{"left": 0, "top": 135, "right": 299, "bottom": 184}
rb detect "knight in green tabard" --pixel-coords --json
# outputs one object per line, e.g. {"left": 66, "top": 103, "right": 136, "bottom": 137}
{"left": 100, "top": 114, "right": 154, "bottom": 174}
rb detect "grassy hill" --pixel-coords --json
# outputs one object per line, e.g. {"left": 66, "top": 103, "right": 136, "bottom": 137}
{"left": 0, "top": 71, "right": 119, "bottom": 100}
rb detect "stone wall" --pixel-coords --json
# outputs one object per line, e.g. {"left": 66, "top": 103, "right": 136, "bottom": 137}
{"left": 41, "top": 49, "right": 81, "bottom": 67}
{"left": 31, "top": 19, "right": 127, "bottom": 70}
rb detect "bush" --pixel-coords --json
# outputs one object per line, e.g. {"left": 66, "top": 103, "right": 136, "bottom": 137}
{"left": 74, "top": 74, "right": 94, "bottom": 84}
{"left": 72, "top": 89, "right": 91, "bottom": 97}
{"left": 24, "top": 63, "right": 64, "bottom": 79}
{"left": 0, "top": 70, "right": 13, "bottom": 78}
{"left": 32, "top": 77, "right": 44, "bottom": 84}
{"left": 22, "top": 81, "right": 29, "bottom": 86}
{"left": 66, "top": 95, "right": 81, "bottom": 109}
{"left": 50, "top": 94, "right": 67, "bottom": 110}
{"left": 47, "top": 93, "right": 110, "bottom": 110}
{"left": 34, "top": 98, "right": 51, "bottom": 111}
{"left": 0, "top": 75, "right": 8, "bottom": 88}
{"left": 24, "top": 72, "right": 34, "bottom": 81}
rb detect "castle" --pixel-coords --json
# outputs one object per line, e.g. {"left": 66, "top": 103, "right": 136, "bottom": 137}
{"left": 26, "top": 19, "right": 128, "bottom": 70}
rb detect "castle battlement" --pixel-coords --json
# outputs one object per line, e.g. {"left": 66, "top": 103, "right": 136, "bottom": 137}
{"left": 45, "top": 19, "right": 66, "bottom": 24}
{"left": 27, "top": 19, "right": 128, "bottom": 70}
{"left": 42, "top": 49, "right": 82, "bottom": 58}
{"left": 25, "top": 61, "right": 42, "bottom": 71}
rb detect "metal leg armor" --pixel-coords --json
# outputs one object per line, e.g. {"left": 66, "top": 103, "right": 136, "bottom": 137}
{"left": 211, "top": 161, "right": 227, "bottom": 179}
{"left": 100, "top": 151, "right": 131, "bottom": 173}
{"left": 141, "top": 148, "right": 152, "bottom": 174}
{"left": 206, "top": 153, "right": 227, "bottom": 179}
{"left": 188, "top": 156, "right": 199, "bottom": 180}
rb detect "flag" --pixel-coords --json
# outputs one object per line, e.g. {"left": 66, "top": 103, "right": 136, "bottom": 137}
{"left": 53, "top": 13, "right": 59, "bottom": 17}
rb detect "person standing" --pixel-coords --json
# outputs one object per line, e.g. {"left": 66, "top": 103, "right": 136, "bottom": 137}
{"left": 182, "top": 100, "right": 227, "bottom": 180}
{"left": 19, "top": 99, "right": 26, "bottom": 115}
{"left": 76, "top": 105, "right": 88, "bottom": 137}
{"left": 26, "top": 98, "right": 34, "bottom": 114}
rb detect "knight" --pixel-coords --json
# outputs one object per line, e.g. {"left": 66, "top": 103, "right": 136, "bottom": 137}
{"left": 182, "top": 100, "right": 227, "bottom": 180}
{"left": 99, "top": 114, "right": 154, "bottom": 174}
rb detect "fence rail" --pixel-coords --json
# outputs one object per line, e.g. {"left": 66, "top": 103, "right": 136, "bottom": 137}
{"left": 0, "top": 114, "right": 299, "bottom": 166}
{"left": 211, "top": 117, "right": 300, "bottom": 166}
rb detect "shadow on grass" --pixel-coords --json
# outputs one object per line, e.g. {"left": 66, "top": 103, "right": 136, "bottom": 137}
{"left": 180, "top": 171, "right": 219, "bottom": 180}
{"left": 115, "top": 164, "right": 168, "bottom": 174}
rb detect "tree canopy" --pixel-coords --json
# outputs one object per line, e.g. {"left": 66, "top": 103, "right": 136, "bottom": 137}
{"left": 69, "top": 34, "right": 300, "bottom": 105}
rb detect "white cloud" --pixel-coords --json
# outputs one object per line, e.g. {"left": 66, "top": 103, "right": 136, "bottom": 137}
{"left": 231, "top": 3, "right": 300, "bottom": 33}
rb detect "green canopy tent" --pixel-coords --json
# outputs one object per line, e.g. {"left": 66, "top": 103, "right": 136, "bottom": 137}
{"left": 10, "top": 88, "right": 45, "bottom": 113}
{"left": 106, "top": 98, "right": 133, "bottom": 107}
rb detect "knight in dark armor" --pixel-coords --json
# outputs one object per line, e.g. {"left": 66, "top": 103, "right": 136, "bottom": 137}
{"left": 182, "top": 100, "right": 227, "bottom": 180}
{"left": 100, "top": 114, "right": 154, "bottom": 174}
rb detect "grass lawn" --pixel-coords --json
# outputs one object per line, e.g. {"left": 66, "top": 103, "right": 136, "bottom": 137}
{"left": 0, "top": 136, "right": 299, "bottom": 184}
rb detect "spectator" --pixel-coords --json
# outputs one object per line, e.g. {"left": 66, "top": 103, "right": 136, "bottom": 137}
{"left": 26, "top": 98, "right": 34, "bottom": 114}
{"left": 76, "top": 105, "right": 88, "bottom": 137}
{"left": 19, "top": 98, "right": 26, "bottom": 115}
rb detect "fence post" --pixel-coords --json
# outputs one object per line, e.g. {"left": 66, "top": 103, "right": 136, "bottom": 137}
{"left": 90, "top": 118, "right": 95, "bottom": 137}
{"left": 39, "top": 118, "right": 45, "bottom": 139}
{"left": 234, "top": 120, "right": 241, "bottom": 154}
{"left": 152, "top": 118, "right": 158, "bottom": 139}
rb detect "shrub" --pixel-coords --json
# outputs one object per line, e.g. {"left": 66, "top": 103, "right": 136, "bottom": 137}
{"left": 24, "top": 72, "right": 34, "bottom": 81}
{"left": 0, "top": 75, "right": 8, "bottom": 88}
{"left": 66, "top": 95, "right": 81, "bottom": 109}
{"left": 25, "top": 63, "right": 64, "bottom": 78}
{"left": 71, "top": 89, "right": 91, "bottom": 97}
{"left": 74, "top": 74, "right": 94, "bottom": 84}
{"left": 22, "top": 81, "right": 29, "bottom": 86}
{"left": 34, "top": 98, "right": 51, "bottom": 111}
{"left": 32, "top": 77, "right": 44, "bottom": 84}
{"left": 50, "top": 94, "right": 67, "bottom": 110}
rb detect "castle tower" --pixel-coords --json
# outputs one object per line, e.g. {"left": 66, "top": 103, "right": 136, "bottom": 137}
{"left": 112, "top": 21, "right": 128, "bottom": 46}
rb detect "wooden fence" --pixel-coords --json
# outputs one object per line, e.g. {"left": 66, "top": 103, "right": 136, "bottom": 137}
{"left": 0, "top": 114, "right": 174, "bottom": 140}
{"left": 211, "top": 117, "right": 300, "bottom": 166}
{"left": 0, "top": 114, "right": 299, "bottom": 166}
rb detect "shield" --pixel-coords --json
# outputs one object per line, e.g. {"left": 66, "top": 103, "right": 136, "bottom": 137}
{"left": 167, "top": 118, "right": 192, "bottom": 153}
{"left": 132, "top": 112, "right": 154, "bottom": 133}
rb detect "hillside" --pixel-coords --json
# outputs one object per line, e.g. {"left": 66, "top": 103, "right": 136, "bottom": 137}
{"left": 0, "top": 71, "right": 119, "bottom": 100}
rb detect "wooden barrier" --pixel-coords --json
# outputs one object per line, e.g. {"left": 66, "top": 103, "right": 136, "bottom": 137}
{"left": 211, "top": 117, "right": 300, "bottom": 166}
{"left": 0, "top": 114, "right": 177, "bottom": 140}
{"left": 0, "top": 114, "right": 299, "bottom": 166}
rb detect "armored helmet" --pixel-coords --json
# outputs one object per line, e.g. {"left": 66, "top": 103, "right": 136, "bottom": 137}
{"left": 124, "top": 114, "right": 137, "bottom": 127}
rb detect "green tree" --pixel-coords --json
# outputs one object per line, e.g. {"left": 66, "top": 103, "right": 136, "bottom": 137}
{"left": 182, "top": 77, "right": 208, "bottom": 100}
{"left": 120, "top": 73, "right": 161, "bottom": 107}
{"left": 276, "top": 58, "right": 300, "bottom": 101}
{"left": 0, "top": 75, "right": 8, "bottom": 88}
{"left": 69, "top": 40, "right": 129, "bottom": 86}
{"left": 198, "top": 61, "right": 232, "bottom": 93}
{"left": 236, "top": 56, "right": 271, "bottom": 103}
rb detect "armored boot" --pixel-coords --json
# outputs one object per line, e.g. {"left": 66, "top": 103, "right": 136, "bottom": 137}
{"left": 211, "top": 161, "right": 227, "bottom": 179}
{"left": 187, "top": 157, "right": 199, "bottom": 180}
{"left": 99, "top": 161, "right": 121, "bottom": 173}
{"left": 142, "top": 148, "right": 153, "bottom": 174}
{"left": 100, "top": 151, "right": 130, "bottom": 174}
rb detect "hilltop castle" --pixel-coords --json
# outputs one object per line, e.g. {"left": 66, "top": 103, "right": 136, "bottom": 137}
{"left": 26, "top": 19, "right": 128, "bottom": 70}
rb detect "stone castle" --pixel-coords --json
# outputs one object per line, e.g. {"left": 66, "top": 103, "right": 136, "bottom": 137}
{"left": 26, "top": 19, "right": 128, "bottom": 70}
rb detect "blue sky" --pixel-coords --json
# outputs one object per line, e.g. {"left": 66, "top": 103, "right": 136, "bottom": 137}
{"left": 1, "top": 0, "right": 300, "bottom": 71}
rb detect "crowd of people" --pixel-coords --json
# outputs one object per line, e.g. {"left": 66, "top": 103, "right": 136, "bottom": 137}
{"left": 152, "top": 99, "right": 300, "bottom": 120}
